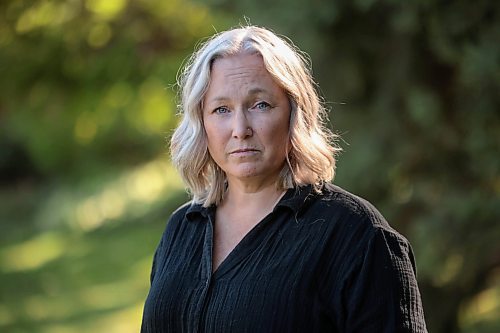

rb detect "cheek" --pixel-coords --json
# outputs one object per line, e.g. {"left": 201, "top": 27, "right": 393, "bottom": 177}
{"left": 204, "top": 122, "right": 227, "bottom": 154}
{"left": 203, "top": 119, "right": 217, "bottom": 142}
{"left": 261, "top": 121, "right": 289, "bottom": 145}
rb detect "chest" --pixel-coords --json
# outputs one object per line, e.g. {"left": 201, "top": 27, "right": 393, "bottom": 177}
{"left": 142, "top": 212, "right": 338, "bottom": 333}
{"left": 212, "top": 214, "right": 261, "bottom": 272}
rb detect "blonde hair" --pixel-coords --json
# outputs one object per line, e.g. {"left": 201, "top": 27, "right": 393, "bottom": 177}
{"left": 170, "top": 25, "right": 339, "bottom": 207}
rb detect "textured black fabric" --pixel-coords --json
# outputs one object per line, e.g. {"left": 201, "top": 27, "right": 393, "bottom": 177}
{"left": 141, "top": 183, "right": 427, "bottom": 332}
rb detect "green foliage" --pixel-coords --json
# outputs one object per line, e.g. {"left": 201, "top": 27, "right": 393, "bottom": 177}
{"left": 0, "top": 0, "right": 228, "bottom": 331}
{"left": 0, "top": 0, "right": 230, "bottom": 180}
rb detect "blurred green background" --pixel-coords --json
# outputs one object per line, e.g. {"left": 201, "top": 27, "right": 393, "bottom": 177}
{"left": 0, "top": 0, "right": 498, "bottom": 332}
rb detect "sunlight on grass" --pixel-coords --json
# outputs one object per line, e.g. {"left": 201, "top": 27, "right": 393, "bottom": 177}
{"left": 0, "top": 157, "right": 188, "bottom": 332}
{"left": 73, "top": 158, "right": 183, "bottom": 231}
{"left": 61, "top": 302, "right": 144, "bottom": 333}
{"left": 79, "top": 280, "right": 143, "bottom": 310}
{"left": 1, "top": 157, "right": 184, "bottom": 273}
{"left": 34, "top": 157, "right": 184, "bottom": 232}
{"left": 99, "top": 302, "right": 144, "bottom": 333}
{"left": 1, "top": 231, "right": 66, "bottom": 272}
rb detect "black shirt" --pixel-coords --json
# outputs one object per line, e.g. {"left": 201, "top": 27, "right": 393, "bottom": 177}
{"left": 141, "top": 183, "right": 427, "bottom": 332}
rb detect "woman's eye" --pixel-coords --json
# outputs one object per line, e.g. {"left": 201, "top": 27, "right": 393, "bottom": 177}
{"left": 254, "top": 101, "right": 271, "bottom": 110}
{"left": 214, "top": 106, "right": 229, "bottom": 114}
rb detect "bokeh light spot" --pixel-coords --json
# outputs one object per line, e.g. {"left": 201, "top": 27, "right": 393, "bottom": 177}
{"left": 136, "top": 78, "right": 173, "bottom": 134}
{"left": 74, "top": 113, "right": 98, "bottom": 145}
{"left": 87, "top": 23, "right": 113, "bottom": 48}
{"left": 1, "top": 232, "right": 66, "bottom": 272}
{"left": 85, "top": 0, "right": 128, "bottom": 19}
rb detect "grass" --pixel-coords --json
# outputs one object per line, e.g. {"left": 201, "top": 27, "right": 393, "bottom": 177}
{"left": 0, "top": 158, "right": 189, "bottom": 333}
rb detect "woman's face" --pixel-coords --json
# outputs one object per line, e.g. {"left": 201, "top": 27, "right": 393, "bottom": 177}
{"left": 202, "top": 52, "right": 291, "bottom": 187}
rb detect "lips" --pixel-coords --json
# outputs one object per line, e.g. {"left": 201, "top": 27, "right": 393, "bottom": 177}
{"left": 229, "top": 148, "right": 260, "bottom": 155}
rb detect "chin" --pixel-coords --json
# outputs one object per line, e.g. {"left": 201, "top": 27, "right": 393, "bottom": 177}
{"left": 228, "top": 166, "right": 261, "bottom": 179}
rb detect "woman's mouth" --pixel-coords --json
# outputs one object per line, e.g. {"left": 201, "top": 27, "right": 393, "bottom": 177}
{"left": 230, "top": 148, "right": 259, "bottom": 156}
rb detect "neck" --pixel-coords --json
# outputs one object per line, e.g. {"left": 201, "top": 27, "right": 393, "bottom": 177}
{"left": 220, "top": 180, "right": 285, "bottom": 213}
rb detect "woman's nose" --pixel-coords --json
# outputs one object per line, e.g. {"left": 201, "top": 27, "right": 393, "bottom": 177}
{"left": 232, "top": 110, "right": 253, "bottom": 139}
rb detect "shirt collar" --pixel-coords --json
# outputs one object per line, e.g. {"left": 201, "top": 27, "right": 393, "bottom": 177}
{"left": 185, "top": 184, "right": 315, "bottom": 221}
{"left": 186, "top": 202, "right": 214, "bottom": 220}
{"left": 275, "top": 184, "right": 314, "bottom": 214}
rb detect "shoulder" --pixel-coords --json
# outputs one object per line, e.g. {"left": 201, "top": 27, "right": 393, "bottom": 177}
{"left": 160, "top": 201, "right": 198, "bottom": 232}
{"left": 302, "top": 183, "right": 413, "bottom": 257}
{"left": 314, "top": 186, "right": 425, "bottom": 331}
{"left": 311, "top": 182, "right": 393, "bottom": 232}
{"left": 170, "top": 201, "right": 193, "bottom": 221}
{"left": 155, "top": 200, "right": 206, "bottom": 250}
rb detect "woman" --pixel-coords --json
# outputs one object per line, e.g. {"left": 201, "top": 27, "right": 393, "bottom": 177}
{"left": 141, "top": 26, "right": 427, "bottom": 332}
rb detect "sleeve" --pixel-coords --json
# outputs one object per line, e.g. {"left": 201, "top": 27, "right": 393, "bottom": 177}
{"left": 336, "top": 228, "right": 427, "bottom": 332}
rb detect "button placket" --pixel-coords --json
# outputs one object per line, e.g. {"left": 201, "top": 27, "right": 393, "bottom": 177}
{"left": 192, "top": 211, "right": 215, "bottom": 332}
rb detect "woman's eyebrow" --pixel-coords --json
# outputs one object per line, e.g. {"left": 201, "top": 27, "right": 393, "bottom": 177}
{"left": 205, "top": 96, "right": 229, "bottom": 106}
{"left": 207, "top": 88, "right": 270, "bottom": 104}
{"left": 247, "top": 88, "right": 268, "bottom": 96}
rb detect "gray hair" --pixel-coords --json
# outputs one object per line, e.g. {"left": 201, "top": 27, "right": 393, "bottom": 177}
{"left": 170, "top": 25, "right": 339, "bottom": 207}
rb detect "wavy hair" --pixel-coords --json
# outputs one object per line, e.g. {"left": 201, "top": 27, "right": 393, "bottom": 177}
{"left": 170, "top": 25, "right": 339, "bottom": 207}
